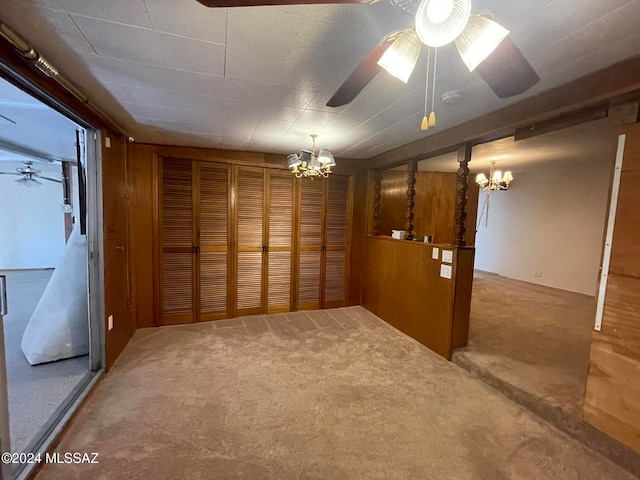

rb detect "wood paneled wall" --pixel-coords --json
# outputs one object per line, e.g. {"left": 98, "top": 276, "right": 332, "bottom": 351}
{"left": 127, "top": 143, "right": 366, "bottom": 329}
{"left": 378, "top": 171, "right": 408, "bottom": 235}
{"left": 375, "top": 170, "right": 479, "bottom": 245}
{"left": 101, "top": 131, "right": 133, "bottom": 369}
{"left": 361, "top": 236, "right": 474, "bottom": 359}
{"left": 583, "top": 123, "right": 640, "bottom": 453}
{"left": 414, "top": 172, "right": 479, "bottom": 245}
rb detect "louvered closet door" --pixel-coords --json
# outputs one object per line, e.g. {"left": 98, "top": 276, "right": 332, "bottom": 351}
{"left": 323, "top": 175, "right": 352, "bottom": 308}
{"left": 160, "top": 159, "right": 195, "bottom": 325}
{"left": 298, "top": 179, "right": 324, "bottom": 310}
{"left": 198, "top": 163, "right": 230, "bottom": 321}
{"left": 266, "top": 171, "right": 294, "bottom": 313}
{"left": 235, "top": 166, "right": 265, "bottom": 316}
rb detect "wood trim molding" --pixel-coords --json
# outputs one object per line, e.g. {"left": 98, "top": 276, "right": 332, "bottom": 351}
{"left": 137, "top": 143, "right": 367, "bottom": 172}
{"left": 369, "top": 54, "right": 640, "bottom": 169}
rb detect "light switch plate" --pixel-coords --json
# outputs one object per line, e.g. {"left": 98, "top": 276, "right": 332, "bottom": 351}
{"left": 440, "top": 264, "right": 452, "bottom": 279}
{"left": 442, "top": 250, "right": 453, "bottom": 263}
{"left": 105, "top": 136, "right": 111, "bottom": 148}
{"left": 432, "top": 247, "right": 439, "bottom": 260}
{"left": 108, "top": 315, "right": 114, "bottom": 331}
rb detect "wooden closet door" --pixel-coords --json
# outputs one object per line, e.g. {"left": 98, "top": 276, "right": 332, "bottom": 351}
{"left": 235, "top": 166, "right": 265, "bottom": 316}
{"left": 198, "top": 163, "right": 230, "bottom": 321}
{"left": 298, "top": 179, "right": 324, "bottom": 310}
{"left": 323, "top": 175, "right": 352, "bottom": 308}
{"left": 266, "top": 171, "right": 294, "bottom": 313}
{"left": 160, "top": 158, "right": 195, "bottom": 325}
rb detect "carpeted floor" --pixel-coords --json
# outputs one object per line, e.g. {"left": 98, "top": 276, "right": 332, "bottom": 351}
{"left": 37, "top": 307, "right": 631, "bottom": 479}
{"left": 1, "top": 270, "right": 89, "bottom": 453}
{"left": 453, "top": 271, "right": 595, "bottom": 418}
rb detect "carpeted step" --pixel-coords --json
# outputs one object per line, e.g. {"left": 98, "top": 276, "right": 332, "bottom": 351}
{"left": 452, "top": 349, "right": 640, "bottom": 478}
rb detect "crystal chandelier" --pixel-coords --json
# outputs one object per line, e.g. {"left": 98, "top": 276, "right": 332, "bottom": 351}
{"left": 476, "top": 161, "right": 513, "bottom": 227}
{"left": 287, "top": 134, "right": 335, "bottom": 179}
{"left": 475, "top": 161, "right": 513, "bottom": 191}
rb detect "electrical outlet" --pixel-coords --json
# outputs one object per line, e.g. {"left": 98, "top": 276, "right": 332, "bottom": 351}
{"left": 534, "top": 270, "right": 542, "bottom": 277}
{"left": 108, "top": 315, "right": 114, "bottom": 331}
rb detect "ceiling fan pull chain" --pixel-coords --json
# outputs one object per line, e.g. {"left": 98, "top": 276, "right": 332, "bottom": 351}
{"left": 429, "top": 47, "right": 438, "bottom": 128}
{"left": 421, "top": 47, "right": 431, "bottom": 131}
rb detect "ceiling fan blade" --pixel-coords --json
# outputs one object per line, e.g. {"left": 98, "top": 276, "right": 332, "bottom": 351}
{"left": 197, "top": 0, "right": 362, "bottom": 6}
{"left": 475, "top": 36, "right": 540, "bottom": 98}
{"left": 326, "top": 35, "right": 396, "bottom": 108}
{"left": 0, "top": 171, "right": 21, "bottom": 176}
{"left": 39, "top": 176, "right": 62, "bottom": 183}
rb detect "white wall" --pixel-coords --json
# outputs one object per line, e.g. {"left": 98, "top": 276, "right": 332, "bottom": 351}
{"left": 474, "top": 159, "right": 613, "bottom": 296}
{"left": 0, "top": 164, "right": 65, "bottom": 269}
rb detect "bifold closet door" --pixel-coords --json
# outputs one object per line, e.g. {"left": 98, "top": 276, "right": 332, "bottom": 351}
{"left": 298, "top": 179, "right": 324, "bottom": 310}
{"left": 198, "top": 163, "right": 230, "bottom": 321}
{"left": 266, "top": 171, "right": 294, "bottom": 313}
{"left": 160, "top": 159, "right": 195, "bottom": 325}
{"left": 235, "top": 166, "right": 265, "bottom": 316}
{"left": 323, "top": 175, "right": 351, "bottom": 308}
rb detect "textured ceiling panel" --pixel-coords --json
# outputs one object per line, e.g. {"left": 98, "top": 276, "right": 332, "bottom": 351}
{"left": 145, "top": 0, "right": 227, "bottom": 44}
{"left": 58, "top": 0, "right": 153, "bottom": 29}
{"left": 71, "top": 15, "right": 165, "bottom": 65}
{"left": 156, "top": 32, "right": 225, "bottom": 76}
{"left": 0, "top": 0, "right": 639, "bottom": 161}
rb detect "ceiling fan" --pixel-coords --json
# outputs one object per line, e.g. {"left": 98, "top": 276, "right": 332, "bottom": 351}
{"left": 0, "top": 161, "right": 62, "bottom": 187}
{"left": 196, "top": 0, "right": 540, "bottom": 107}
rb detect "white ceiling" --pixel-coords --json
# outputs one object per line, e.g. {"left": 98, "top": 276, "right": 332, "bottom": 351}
{"left": 0, "top": 0, "right": 639, "bottom": 159}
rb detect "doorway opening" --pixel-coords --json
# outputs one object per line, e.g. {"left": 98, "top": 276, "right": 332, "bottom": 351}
{"left": 0, "top": 72, "right": 104, "bottom": 473}
{"left": 452, "top": 114, "right": 618, "bottom": 423}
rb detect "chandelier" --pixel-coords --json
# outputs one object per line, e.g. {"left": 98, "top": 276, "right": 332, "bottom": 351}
{"left": 475, "top": 161, "right": 513, "bottom": 191}
{"left": 476, "top": 161, "right": 513, "bottom": 227}
{"left": 287, "top": 134, "right": 335, "bottom": 178}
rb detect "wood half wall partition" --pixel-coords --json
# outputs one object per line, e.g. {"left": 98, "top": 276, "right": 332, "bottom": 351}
{"left": 362, "top": 235, "right": 474, "bottom": 359}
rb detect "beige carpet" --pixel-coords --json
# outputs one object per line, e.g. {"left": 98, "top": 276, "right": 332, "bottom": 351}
{"left": 452, "top": 272, "right": 640, "bottom": 475}
{"left": 37, "top": 307, "right": 632, "bottom": 479}
{"left": 454, "top": 271, "right": 595, "bottom": 417}
{"left": 0, "top": 270, "right": 89, "bottom": 454}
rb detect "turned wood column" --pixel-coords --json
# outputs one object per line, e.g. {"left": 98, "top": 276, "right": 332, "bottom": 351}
{"left": 454, "top": 143, "right": 472, "bottom": 246}
{"left": 405, "top": 159, "right": 417, "bottom": 240}
{"left": 373, "top": 170, "right": 382, "bottom": 236}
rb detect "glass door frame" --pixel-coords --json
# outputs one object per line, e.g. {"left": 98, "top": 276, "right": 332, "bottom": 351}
{"left": 0, "top": 63, "right": 106, "bottom": 479}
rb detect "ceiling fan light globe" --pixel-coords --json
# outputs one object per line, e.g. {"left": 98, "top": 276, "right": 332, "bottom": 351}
{"left": 15, "top": 176, "right": 42, "bottom": 187}
{"left": 377, "top": 26, "right": 421, "bottom": 83}
{"left": 426, "top": 0, "right": 454, "bottom": 24}
{"left": 416, "top": 0, "right": 471, "bottom": 47}
{"left": 455, "top": 15, "right": 509, "bottom": 71}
